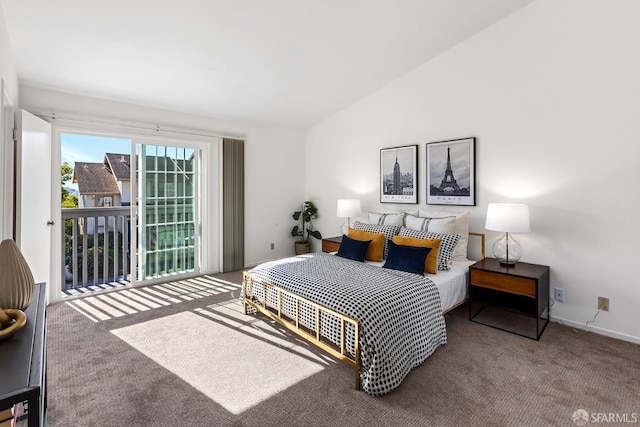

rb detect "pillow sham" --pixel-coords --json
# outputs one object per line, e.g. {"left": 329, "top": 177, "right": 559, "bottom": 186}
{"left": 368, "top": 212, "right": 405, "bottom": 226}
{"left": 352, "top": 221, "right": 401, "bottom": 259}
{"left": 398, "top": 227, "right": 460, "bottom": 271}
{"left": 404, "top": 214, "right": 455, "bottom": 234}
{"left": 381, "top": 206, "right": 419, "bottom": 217}
{"left": 392, "top": 235, "right": 441, "bottom": 274}
{"left": 383, "top": 240, "right": 430, "bottom": 275}
{"left": 336, "top": 234, "right": 371, "bottom": 262}
{"left": 419, "top": 209, "right": 470, "bottom": 261}
{"left": 347, "top": 228, "right": 385, "bottom": 262}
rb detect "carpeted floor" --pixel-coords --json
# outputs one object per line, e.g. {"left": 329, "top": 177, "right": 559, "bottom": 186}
{"left": 45, "top": 271, "right": 640, "bottom": 427}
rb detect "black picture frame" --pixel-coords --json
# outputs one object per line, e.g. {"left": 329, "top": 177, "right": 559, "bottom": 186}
{"left": 426, "top": 137, "right": 476, "bottom": 206}
{"left": 380, "top": 145, "right": 418, "bottom": 204}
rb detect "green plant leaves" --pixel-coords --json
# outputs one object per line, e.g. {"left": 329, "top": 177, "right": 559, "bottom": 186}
{"left": 308, "top": 230, "right": 322, "bottom": 240}
{"left": 291, "top": 201, "right": 322, "bottom": 243}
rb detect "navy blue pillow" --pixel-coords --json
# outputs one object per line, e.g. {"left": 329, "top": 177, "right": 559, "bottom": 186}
{"left": 383, "top": 240, "right": 431, "bottom": 275}
{"left": 336, "top": 234, "right": 372, "bottom": 262}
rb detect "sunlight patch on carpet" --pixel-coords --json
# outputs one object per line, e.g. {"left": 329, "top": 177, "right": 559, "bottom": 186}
{"left": 110, "top": 304, "right": 330, "bottom": 414}
{"left": 66, "top": 275, "right": 241, "bottom": 321}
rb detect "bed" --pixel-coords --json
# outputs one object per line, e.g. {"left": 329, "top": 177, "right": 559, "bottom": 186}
{"left": 242, "top": 224, "right": 484, "bottom": 396}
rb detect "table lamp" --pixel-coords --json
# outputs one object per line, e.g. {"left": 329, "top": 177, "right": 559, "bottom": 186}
{"left": 485, "top": 203, "right": 530, "bottom": 265}
{"left": 336, "top": 199, "right": 361, "bottom": 235}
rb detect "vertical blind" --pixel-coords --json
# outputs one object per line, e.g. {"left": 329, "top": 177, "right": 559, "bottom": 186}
{"left": 222, "top": 138, "right": 244, "bottom": 271}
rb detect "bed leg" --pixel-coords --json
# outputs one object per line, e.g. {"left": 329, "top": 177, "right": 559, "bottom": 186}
{"left": 354, "top": 323, "right": 361, "bottom": 391}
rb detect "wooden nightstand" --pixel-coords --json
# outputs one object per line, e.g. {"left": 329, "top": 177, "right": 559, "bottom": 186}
{"left": 322, "top": 236, "right": 342, "bottom": 253}
{"left": 468, "top": 258, "right": 550, "bottom": 340}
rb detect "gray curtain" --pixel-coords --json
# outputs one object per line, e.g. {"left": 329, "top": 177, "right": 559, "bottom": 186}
{"left": 222, "top": 138, "right": 244, "bottom": 271}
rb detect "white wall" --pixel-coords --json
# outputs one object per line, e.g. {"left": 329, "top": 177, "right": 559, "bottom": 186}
{"left": 0, "top": 4, "right": 18, "bottom": 241}
{"left": 305, "top": 0, "right": 640, "bottom": 343}
{"left": 19, "top": 86, "right": 305, "bottom": 269}
{"left": 118, "top": 180, "right": 131, "bottom": 205}
{"left": 0, "top": 4, "right": 17, "bottom": 102}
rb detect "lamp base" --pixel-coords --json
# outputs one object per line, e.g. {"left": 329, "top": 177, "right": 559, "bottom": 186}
{"left": 499, "top": 260, "right": 517, "bottom": 267}
{"left": 340, "top": 217, "right": 353, "bottom": 235}
{"left": 340, "top": 222, "right": 349, "bottom": 235}
{"left": 492, "top": 232, "right": 523, "bottom": 265}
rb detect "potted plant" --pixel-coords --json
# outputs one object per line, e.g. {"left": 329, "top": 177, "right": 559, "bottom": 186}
{"left": 291, "top": 201, "right": 322, "bottom": 254}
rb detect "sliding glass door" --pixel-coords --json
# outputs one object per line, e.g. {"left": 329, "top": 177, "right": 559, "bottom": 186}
{"left": 136, "top": 143, "right": 201, "bottom": 281}
{"left": 52, "top": 121, "right": 218, "bottom": 299}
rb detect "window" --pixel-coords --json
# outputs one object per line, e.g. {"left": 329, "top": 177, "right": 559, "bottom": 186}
{"left": 98, "top": 196, "right": 113, "bottom": 207}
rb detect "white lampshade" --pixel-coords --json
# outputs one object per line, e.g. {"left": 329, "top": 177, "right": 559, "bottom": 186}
{"left": 336, "top": 199, "right": 361, "bottom": 218}
{"left": 485, "top": 203, "right": 530, "bottom": 265}
{"left": 485, "top": 203, "right": 530, "bottom": 233}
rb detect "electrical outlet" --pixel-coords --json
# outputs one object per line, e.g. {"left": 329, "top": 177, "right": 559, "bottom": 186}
{"left": 598, "top": 296, "right": 609, "bottom": 311}
{"left": 554, "top": 287, "right": 565, "bottom": 302}
{"left": 270, "top": 242, "right": 275, "bottom": 250}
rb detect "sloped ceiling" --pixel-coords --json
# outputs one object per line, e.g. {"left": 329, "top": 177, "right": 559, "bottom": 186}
{"left": 1, "top": 0, "right": 534, "bottom": 128}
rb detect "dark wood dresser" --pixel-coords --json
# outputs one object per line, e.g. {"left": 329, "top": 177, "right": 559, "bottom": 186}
{"left": 0, "top": 283, "right": 47, "bottom": 426}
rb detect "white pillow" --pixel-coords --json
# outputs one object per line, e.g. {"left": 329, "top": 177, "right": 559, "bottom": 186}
{"left": 368, "top": 211, "right": 405, "bottom": 226}
{"left": 419, "top": 208, "right": 470, "bottom": 261}
{"left": 382, "top": 206, "right": 419, "bottom": 217}
{"left": 350, "top": 215, "right": 370, "bottom": 224}
{"left": 405, "top": 214, "right": 455, "bottom": 234}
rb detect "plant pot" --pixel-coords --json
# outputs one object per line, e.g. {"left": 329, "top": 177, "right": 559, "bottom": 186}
{"left": 294, "top": 242, "right": 311, "bottom": 255}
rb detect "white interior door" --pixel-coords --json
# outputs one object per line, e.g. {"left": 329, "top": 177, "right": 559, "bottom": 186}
{"left": 15, "top": 109, "right": 53, "bottom": 298}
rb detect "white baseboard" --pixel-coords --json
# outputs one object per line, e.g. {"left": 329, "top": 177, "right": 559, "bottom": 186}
{"left": 550, "top": 316, "right": 640, "bottom": 345}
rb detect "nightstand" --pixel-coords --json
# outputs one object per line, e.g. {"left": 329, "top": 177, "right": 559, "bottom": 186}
{"left": 322, "top": 236, "right": 342, "bottom": 253}
{"left": 468, "top": 258, "right": 550, "bottom": 340}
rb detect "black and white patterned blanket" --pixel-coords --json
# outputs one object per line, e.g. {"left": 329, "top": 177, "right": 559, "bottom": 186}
{"left": 245, "top": 252, "right": 447, "bottom": 395}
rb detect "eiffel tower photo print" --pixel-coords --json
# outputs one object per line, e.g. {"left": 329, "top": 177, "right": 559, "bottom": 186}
{"left": 380, "top": 145, "right": 418, "bottom": 204}
{"left": 426, "top": 137, "right": 476, "bottom": 206}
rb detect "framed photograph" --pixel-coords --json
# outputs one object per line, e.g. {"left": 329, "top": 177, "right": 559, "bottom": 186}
{"left": 380, "top": 145, "right": 418, "bottom": 204}
{"left": 426, "top": 137, "right": 476, "bottom": 206}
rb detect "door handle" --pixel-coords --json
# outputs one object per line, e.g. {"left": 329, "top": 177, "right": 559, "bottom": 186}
{"left": 47, "top": 221, "right": 55, "bottom": 226}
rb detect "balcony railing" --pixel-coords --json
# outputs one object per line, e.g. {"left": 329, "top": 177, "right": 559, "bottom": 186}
{"left": 61, "top": 207, "right": 132, "bottom": 297}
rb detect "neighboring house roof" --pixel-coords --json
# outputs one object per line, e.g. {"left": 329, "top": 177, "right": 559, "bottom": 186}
{"left": 104, "top": 153, "right": 131, "bottom": 181}
{"left": 72, "top": 162, "right": 120, "bottom": 195}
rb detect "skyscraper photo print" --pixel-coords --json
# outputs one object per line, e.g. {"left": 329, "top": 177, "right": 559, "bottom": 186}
{"left": 380, "top": 145, "right": 418, "bottom": 204}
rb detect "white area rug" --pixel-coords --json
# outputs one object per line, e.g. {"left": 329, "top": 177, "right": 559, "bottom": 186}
{"left": 110, "top": 300, "right": 331, "bottom": 414}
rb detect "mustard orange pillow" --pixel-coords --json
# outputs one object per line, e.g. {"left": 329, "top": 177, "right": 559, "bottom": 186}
{"left": 348, "top": 229, "right": 385, "bottom": 262}
{"left": 392, "top": 236, "right": 441, "bottom": 274}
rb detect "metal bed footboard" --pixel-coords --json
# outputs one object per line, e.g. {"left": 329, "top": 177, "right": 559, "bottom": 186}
{"left": 242, "top": 271, "right": 361, "bottom": 390}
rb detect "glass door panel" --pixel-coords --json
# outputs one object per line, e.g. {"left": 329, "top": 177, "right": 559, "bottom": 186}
{"left": 136, "top": 143, "right": 199, "bottom": 280}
